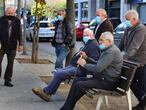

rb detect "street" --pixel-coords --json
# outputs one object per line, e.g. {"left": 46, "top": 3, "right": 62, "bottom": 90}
{"left": 25, "top": 41, "right": 84, "bottom": 57}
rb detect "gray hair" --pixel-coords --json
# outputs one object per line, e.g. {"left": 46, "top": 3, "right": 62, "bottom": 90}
{"left": 100, "top": 32, "right": 114, "bottom": 43}
{"left": 96, "top": 8, "right": 107, "bottom": 18}
{"left": 125, "top": 10, "right": 139, "bottom": 20}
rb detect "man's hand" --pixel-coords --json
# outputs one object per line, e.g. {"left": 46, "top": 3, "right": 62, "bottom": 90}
{"left": 80, "top": 51, "right": 87, "bottom": 59}
{"left": 77, "top": 58, "right": 86, "bottom": 67}
{"left": 17, "top": 45, "right": 23, "bottom": 52}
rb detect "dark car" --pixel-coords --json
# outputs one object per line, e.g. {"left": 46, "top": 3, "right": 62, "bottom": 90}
{"left": 75, "top": 21, "right": 90, "bottom": 40}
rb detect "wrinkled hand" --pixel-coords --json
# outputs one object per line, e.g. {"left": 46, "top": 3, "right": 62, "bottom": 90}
{"left": 80, "top": 51, "right": 87, "bottom": 59}
{"left": 17, "top": 45, "right": 23, "bottom": 52}
{"left": 77, "top": 58, "right": 86, "bottom": 67}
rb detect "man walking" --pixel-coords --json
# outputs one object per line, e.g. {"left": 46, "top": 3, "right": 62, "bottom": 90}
{"left": 93, "top": 8, "right": 113, "bottom": 41}
{"left": 119, "top": 10, "right": 146, "bottom": 110}
{"left": 0, "top": 6, "right": 23, "bottom": 87}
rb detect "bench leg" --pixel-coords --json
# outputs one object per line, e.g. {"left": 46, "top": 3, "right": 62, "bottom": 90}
{"left": 126, "top": 89, "right": 132, "bottom": 110}
{"left": 104, "top": 96, "right": 109, "bottom": 106}
{"left": 96, "top": 95, "right": 103, "bottom": 110}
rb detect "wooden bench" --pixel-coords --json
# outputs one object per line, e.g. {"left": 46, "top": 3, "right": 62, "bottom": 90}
{"left": 85, "top": 60, "right": 141, "bottom": 110}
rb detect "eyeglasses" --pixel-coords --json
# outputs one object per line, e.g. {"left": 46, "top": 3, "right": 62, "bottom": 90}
{"left": 99, "top": 38, "right": 110, "bottom": 42}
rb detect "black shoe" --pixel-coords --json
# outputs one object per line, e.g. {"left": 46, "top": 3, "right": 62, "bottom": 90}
{"left": 132, "top": 103, "right": 141, "bottom": 110}
{"left": 133, "top": 97, "right": 146, "bottom": 110}
{"left": 4, "top": 81, "right": 13, "bottom": 87}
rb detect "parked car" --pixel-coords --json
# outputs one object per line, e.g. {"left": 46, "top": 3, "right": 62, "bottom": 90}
{"left": 26, "top": 21, "right": 55, "bottom": 41}
{"left": 113, "top": 22, "right": 127, "bottom": 46}
{"left": 75, "top": 21, "right": 90, "bottom": 40}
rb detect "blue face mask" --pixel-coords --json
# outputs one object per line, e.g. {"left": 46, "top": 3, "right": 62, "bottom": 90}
{"left": 124, "top": 20, "right": 131, "bottom": 28}
{"left": 57, "top": 15, "right": 63, "bottom": 20}
{"left": 95, "top": 16, "right": 101, "bottom": 24}
{"left": 83, "top": 36, "right": 90, "bottom": 44}
{"left": 98, "top": 44, "right": 106, "bottom": 50}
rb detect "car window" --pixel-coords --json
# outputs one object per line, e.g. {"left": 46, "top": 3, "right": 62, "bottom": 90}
{"left": 40, "top": 23, "right": 49, "bottom": 27}
{"left": 114, "top": 22, "right": 127, "bottom": 32}
{"left": 80, "top": 22, "right": 90, "bottom": 27}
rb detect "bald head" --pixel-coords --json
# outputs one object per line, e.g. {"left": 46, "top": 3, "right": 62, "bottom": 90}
{"left": 83, "top": 28, "right": 95, "bottom": 39}
{"left": 6, "top": 6, "right": 16, "bottom": 16}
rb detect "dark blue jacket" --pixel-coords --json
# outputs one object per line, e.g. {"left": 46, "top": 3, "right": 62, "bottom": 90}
{"left": 70, "top": 39, "right": 100, "bottom": 66}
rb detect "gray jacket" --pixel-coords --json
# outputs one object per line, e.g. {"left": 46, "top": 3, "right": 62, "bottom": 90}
{"left": 84, "top": 45, "right": 123, "bottom": 82}
{"left": 119, "top": 22, "right": 146, "bottom": 65}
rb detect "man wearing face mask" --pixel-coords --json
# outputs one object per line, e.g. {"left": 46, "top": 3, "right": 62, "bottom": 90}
{"left": 91, "top": 8, "right": 113, "bottom": 41}
{"left": 119, "top": 10, "right": 146, "bottom": 110}
{"left": 51, "top": 9, "right": 74, "bottom": 69}
{"left": 0, "top": 6, "right": 23, "bottom": 87}
{"left": 32, "top": 28, "right": 100, "bottom": 102}
{"left": 60, "top": 32, "right": 123, "bottom": 110}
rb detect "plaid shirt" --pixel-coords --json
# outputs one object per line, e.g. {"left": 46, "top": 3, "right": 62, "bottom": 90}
{"left": 55, "top": 21, "right": 64, "bottom": 44}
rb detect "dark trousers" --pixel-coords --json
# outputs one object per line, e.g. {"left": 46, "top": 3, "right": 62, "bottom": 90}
{"left": 0, "top": 49, "right": 16, "bottom": 82}
{"left": 131, "top": 65, "right": 146, "bottom": 101}
{"left": 60, "top": 77, "right": 117, "bottom": 110}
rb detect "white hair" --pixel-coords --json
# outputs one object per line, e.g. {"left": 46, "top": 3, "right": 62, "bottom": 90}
{"left": 96, "top": 8, "right": 107, "bottom": 18}
{"left": 125, "top": 10, "right": 139, "bottom": 20}
{"left": 100, "top": 32, "right": 114, "bottom": 43}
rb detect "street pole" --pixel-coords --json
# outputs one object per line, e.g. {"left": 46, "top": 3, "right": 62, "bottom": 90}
{"left": 22, "top": 0, "right": 27, "bottom": 55}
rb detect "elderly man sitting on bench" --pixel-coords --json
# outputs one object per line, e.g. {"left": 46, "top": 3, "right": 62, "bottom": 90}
{"left": 32, "top": 28, "right": 100, "bottom": 102}
{"left": 59, "top": 31, "right": 123, "bottom": 110}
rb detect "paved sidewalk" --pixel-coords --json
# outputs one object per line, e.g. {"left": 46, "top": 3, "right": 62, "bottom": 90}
{"left": 0, "top": 52, "right": 139, "bottom": 110}
{"left": 0, "top": 53, "right": 66, "bottom": 110}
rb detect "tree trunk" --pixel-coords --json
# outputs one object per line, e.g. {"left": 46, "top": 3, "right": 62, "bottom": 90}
{"left": 31, "top": 1, "right": 39, "bottom": 63}
{"left": 65, "top": 0, "right": 76, "bottom": 66}
{"left": 22, "top": 0, "right": 27, "bottom": 55}
{"left": 17, "top": 0, "right": 21, "bottom": 19}
{"left": 3, "top": 0, "right": 5, "bottom": 15}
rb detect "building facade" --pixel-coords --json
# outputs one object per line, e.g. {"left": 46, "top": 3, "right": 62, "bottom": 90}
{"left": 74, "top": 0, "right": 146, "bottom": 24}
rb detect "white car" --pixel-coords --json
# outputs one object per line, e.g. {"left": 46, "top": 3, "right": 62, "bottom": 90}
{"left": 26, "top": 21, "right": 55, "bottom": 41}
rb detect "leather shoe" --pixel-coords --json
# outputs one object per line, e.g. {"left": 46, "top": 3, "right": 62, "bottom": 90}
{"left": 32, "top": 87, "right": 51, "bottom": 102}
{"left": 4, "top": 81, "right": 13, "bottom": 87}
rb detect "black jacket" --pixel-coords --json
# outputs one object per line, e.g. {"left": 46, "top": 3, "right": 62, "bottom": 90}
{"left": 51, "top": 18, "right": 75, "bottom": 49}
{"left": 94, "top": 19, "right": 113, "bottom": 41}
{"left": 0, "top": 16, "right": 22, "bottom": 50}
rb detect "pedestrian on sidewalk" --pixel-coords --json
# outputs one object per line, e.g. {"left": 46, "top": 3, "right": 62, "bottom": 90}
{"left": 51, "top": 9, "right": 74, "bottom": 69}
{"left": 0, "top": 6, "right": 23, "bottom": 87}
{"left": 60, "top": 32, "right": 123, "bottom": 110}
{"left": 90, "top": 8, "right": 113, "bottom": 41}
{"left": 32, "top": 28, "right": 100, "bottom": 102}
{"left": 119, "top": 10, "right": 146, "bottom": 110}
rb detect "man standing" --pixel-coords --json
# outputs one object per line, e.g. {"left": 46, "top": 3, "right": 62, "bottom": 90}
{"left": 51, "top": 9, "right": 74, "bottom": 68}
{"left": 93, "top": 8, "right": 113, "bottom": 41}
{"left": 0, "top": 6, "right": 23, "bottom": 87}
{"left": 32, "top": 28, "right": 100, "bottom": 101}
{"left": 60, "top": 32, "right": 123, "bottom": 110}
{"left": 119, "top": 10, "right": 146, "bottom": 110}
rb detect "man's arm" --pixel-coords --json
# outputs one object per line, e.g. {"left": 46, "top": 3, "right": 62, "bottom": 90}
{"left": 78, "top": 51, "right": 114, "bottom": 73}
{"left": 124, "top": 27, "right": 145, "bottom": 59}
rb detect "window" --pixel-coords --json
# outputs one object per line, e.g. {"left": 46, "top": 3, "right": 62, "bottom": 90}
{"left": 81, "top": 2, "right": 88, "bottom": 8}
{"left": 81, "top": 10, "right": 88, "bottom": 18}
